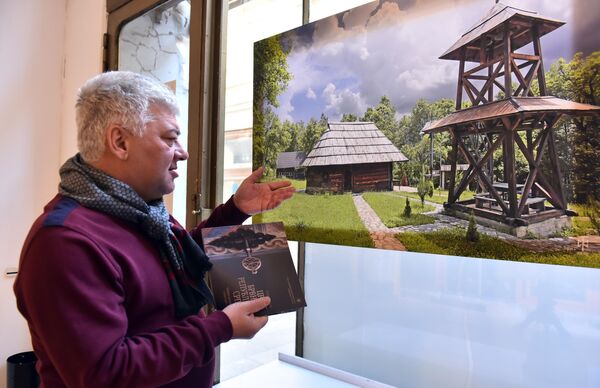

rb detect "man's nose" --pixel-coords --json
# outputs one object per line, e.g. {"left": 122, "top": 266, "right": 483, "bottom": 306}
{"left": 175, "top": 143, "right": 189, "bottom": 161}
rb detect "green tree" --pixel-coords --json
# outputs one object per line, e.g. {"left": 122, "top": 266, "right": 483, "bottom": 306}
{"left": 264, "top": 115, "right": 292, "bottom": 176}
{"left": 253, "top": 34, "right": 292, "bottom": 168}
{"left": 362, "top": 96, "right": 398, "bottom": 141}
{"left": 544, "top": 52, "right": 600, "bottom": 203}
{"left": 399, "top": 137, "right": 430, "bottom": 186}
{"left": 466, "top": 211, "right": 480, "bottom": 242}
{"left": 403, "top": 197, "right": 412, "bottom": 218}
{"left": 417, "top": 174, "right": 434, "bottom": 205}
{"left": 341, "top": 113, "right": 358, "bottom": 122}
{"left": 397, "top": 98, "right": 454, "bottom": 147}
{"left": 300, "top": 117, "right": 327, "bottom": 154}
{"left": 283, "top": 120, "right": 304, "bottom": 153}
{"left": 396, "top": 99, "right": 455, "bottom": 184}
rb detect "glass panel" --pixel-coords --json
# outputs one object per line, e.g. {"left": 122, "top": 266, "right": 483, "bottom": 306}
{"left": 118, "top": 0, "right": 191, "bottom": 223}
{"left": 223, "top": 0, "right": 303, "bottom": 202}
{"left": 221, "top": 0, "right": 302, "bottom": 381}
{"left": 309, "top": 0, "right": 374, "bottom": 22}
{"left": 303, "top": 243, "right": 600, "bottom": 388}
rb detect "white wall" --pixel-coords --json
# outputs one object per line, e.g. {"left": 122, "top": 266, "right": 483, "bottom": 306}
{"left": 0, "top": 0, "right": 105, "bottom": 385}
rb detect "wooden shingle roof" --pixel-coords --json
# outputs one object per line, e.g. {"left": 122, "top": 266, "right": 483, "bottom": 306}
{"left": 422, "top": 96, "right": 600, "bottom": 134}
{"left": 276, "top": 151, "right": 306, "bottom": 169}
{"left": 301, "top": 122, "right": 408, "bottom": 167}
{"left": 440, "top": 2, "right": 564, "bottom": 62}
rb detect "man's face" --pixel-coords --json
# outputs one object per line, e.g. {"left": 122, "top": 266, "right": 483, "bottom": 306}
{"left": 126, "top": 105, "right": 188, "bottom": 202}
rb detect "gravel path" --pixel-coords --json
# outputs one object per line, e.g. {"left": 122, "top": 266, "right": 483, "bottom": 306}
{"left": 352, "top": 195, "right": 407, "bottom": 250}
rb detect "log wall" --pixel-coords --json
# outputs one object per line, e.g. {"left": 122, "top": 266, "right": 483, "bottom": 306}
{"left": 352, "top": 163, "right": 391, "bottom": 192}
{"left": 305, "top": 163, "right": 392, "bottom": 194}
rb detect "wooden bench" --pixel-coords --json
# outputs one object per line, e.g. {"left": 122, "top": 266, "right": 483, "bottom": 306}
{"left": 522, "top": 197, "right": 546, "bottom": 214}
{"left": 475, "top": 195, "right": 497, "bottom": 209}
{"left": 475, "top": 195, "right": 546, "bottom": 213}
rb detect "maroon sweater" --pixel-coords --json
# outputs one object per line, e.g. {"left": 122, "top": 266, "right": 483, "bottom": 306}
{"left": 14, "top": 194, "right": 249, "bottom": 388}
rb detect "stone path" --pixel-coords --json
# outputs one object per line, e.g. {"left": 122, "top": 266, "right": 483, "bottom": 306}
{"left": 352, "top": 195, "right": 407, "bottom": 250}
{"left": 353, "top": 193, "right": 598, "bottom": 253}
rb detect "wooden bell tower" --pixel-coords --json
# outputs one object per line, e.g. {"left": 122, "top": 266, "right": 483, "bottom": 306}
{"left": 422, "top": 2, "right": 600, "bottom": 233}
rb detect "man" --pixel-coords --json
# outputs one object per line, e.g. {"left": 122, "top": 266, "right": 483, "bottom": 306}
{"left": 14, "top": 71, "right": 294, "bottom": 387}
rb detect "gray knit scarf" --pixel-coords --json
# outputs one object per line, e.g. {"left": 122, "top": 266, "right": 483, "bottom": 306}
{"left": 59, "top": 154, "right": 213, "bottom": 319}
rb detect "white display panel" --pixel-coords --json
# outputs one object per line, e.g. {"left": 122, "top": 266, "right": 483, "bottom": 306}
{"left": 303, "top": 243, "right": 600, "bottom": 388}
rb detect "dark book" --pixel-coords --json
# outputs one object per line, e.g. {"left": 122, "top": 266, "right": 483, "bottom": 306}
{"left": 201, "top": 221, "right": 306, "bottom": 316}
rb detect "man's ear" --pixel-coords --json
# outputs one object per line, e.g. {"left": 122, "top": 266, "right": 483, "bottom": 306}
{"left": 105, "top": 124, "right": 130, "bottom": 160}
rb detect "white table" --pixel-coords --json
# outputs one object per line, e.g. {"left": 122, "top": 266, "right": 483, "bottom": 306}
{"left": 214, "top": 353, "right": 393, "bottom": 388}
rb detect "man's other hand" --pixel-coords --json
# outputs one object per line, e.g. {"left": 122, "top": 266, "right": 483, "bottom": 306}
{"left": 233, "top": 167, "right": 295, "bottom": 215}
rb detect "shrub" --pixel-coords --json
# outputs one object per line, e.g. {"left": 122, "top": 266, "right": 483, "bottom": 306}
{"left": 403, "top": 197, "right": 412, "bottom": 218}
{"left": 585, "top": 198, "right": 600, "bottom": 235}
{"left": 417, "top": 178, "right": 434, "bottom": 205}
{"left": 466, "top": 211, "right": 480, "bottom": 242}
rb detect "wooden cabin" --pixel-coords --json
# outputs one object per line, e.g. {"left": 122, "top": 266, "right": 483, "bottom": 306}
{"left": 276, "top": 151, "right": 306, "bottom": 179}
{"left": 302, "top": 122, "right": 407, "bottom": 194}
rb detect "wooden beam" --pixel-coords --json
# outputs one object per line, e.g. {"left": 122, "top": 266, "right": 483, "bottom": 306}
{"left": 494, "top": 80, "right": 505, "bottom": 93}
{"left": 472, "top": 62, "right": 503, "bottom": 105}
{"left": 522, "top": 60, "right": 540, "bottom": 96}
{"left": 511, "top": 53, "right": 540, "bottom": 61}
{"left": 503, "top": 22, "right": 512, "bottom": 97}
{"left": 532, "top": 24, "right": 547, "bottom": 95}
{"left": 453, "top": 132, "right": 504, "bottom": 199}
{"left": 514, "top": 128, "right": 563, "bottom": 210}
{"left": 447, "top": 129, "right": 459, "bottom": 203}
{"left": 511, "top": 57, "right": 529, "bottom": 96}
{"left": 465, "top": 75, "right": 490, "bottom": 80}
{"left": 464, "top": 78, "right": 489, "bottom": 105}
{"left": 498, "top": 60, "right": 536, "bottom": 78}
{"left": 546, "top": 126, "right": 567, "bottom": 209}
{"left": 500, "top": 117, "right": 520, "bottom": 217}
{"left": 515, "top": 131, "right": 547, "bottom": 214}
{"left": 463, "top": 78, "right": 478, "bottom": 105}
{"left": 456, "top": 55, "right": 465, "bottom": 110}
{"left": 453, "top": 163, "right": 475, "bottom": 202}
{"left": 464, "top": 56, "right": 503, "bottom": 77}
{"left": 458, "top": 136, "right": 510, "bottom": 214}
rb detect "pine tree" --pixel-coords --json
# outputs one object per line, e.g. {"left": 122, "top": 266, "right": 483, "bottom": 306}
{"left": 403, "top": 197, "right": 412, "bottom": 218}
{"left": 466, "top": 211, "right": 480, "bottom": 242}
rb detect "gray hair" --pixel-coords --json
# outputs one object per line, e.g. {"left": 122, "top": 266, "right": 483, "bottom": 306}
{"left": 76, "top": 71, "right": 180, "bottom": 162}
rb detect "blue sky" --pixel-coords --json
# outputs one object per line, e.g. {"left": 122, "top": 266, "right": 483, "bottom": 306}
{"left": 266, "top": 0, "right": 598, "bottom": 123}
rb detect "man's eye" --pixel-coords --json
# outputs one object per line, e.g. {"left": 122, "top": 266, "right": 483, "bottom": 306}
{"left": 165, "top": 138, "right": 177, "bottom": 146}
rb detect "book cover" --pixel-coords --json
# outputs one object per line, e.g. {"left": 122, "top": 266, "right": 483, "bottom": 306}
{"left": 201, "top": 221, "right": 306, "bottom": 316}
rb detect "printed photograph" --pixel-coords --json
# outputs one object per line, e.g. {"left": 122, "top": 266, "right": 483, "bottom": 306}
{"left": 252, "top": 0, "right": 600, "bottom": 268}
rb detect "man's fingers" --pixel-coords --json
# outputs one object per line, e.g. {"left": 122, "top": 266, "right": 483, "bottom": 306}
{"left": 267, "top": 180, "right": 292, "bottom": 190}
{"left": 246, "top": 167, "right": 265, "bottom": 184}
{"left": 244, "top": 296, "right": 271, "bottom": 314}
{"left": 266, "top": 189, "right": 294, "bottom": 210}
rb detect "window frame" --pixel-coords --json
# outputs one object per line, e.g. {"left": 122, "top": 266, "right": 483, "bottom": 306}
{"left": 106, "top": 0, "right": 226, "bottom": 230}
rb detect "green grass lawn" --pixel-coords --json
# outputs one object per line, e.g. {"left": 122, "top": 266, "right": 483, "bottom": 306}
{"left": 567, "top": 203, "right": 597, "bottom": 236}
{"left": 362, "top": 192, "right": 436, "bottom": 227}
{"left": 396, "top": 228, "right": 600, "bottom": 268}
{"left": 393, "top": 188, "right": 474, "bottom": 205}
{"left": 254, "top": 192, "right": 374, "bottom": 248}
{"left": 262, "top": 177, "right": 306, "bottom": 190}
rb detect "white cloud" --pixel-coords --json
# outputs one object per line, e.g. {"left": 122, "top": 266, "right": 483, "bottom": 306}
{"left": 276, "top": 97, "right": 295, "bottom": 122}
{"left": 395, "top": 62, "right": 456, "bottom": 91}
{"left": 321, "top": 82, "right": 367, "bottom": 120}
{"left": 276, "top": 0, "right": 577, "bottom": 120}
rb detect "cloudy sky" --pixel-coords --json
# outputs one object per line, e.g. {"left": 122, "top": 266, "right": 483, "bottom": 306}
{"left": 267, "top": 0, "right": 599, "bottom": 123}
